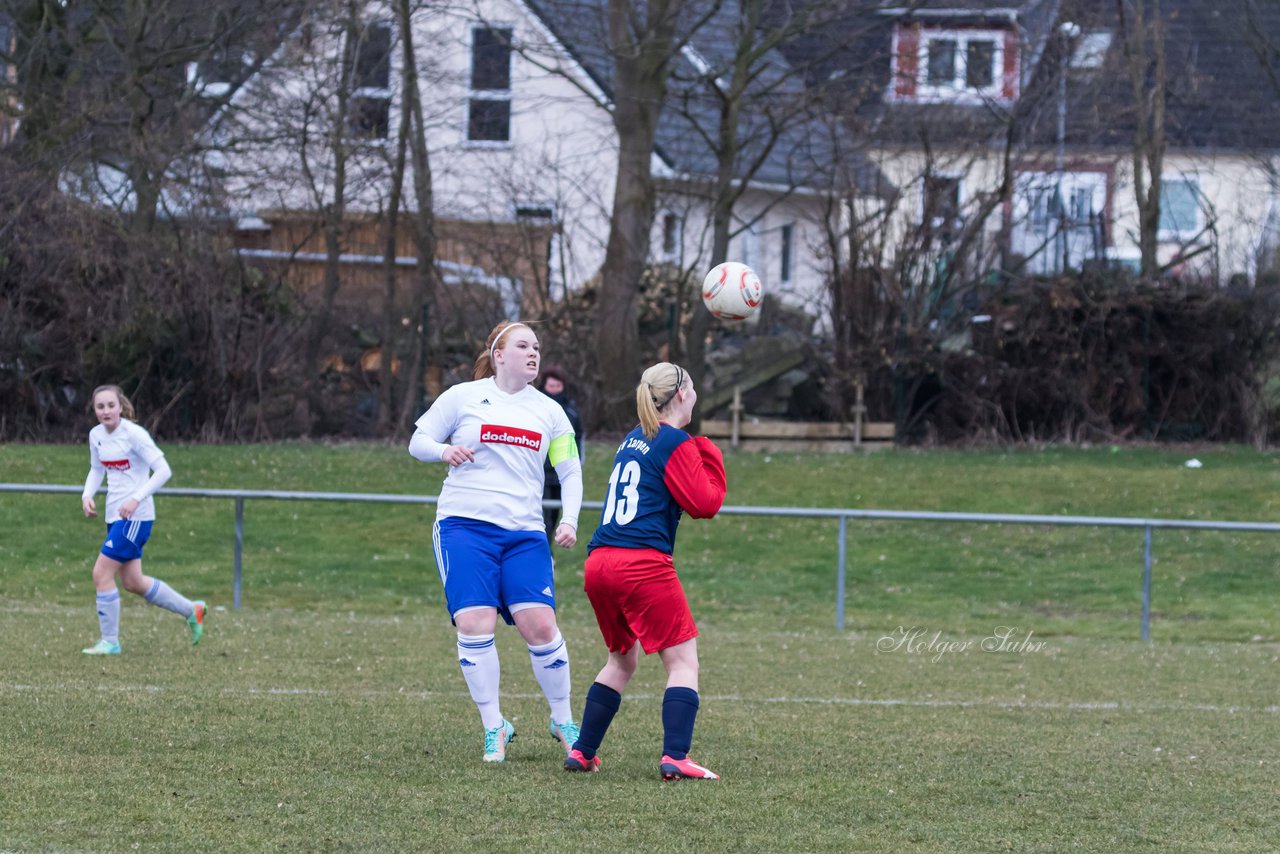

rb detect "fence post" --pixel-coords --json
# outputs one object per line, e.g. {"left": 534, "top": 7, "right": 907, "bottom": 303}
{"left": 836, "top": 515, "right": 848, "bottom": 630}
{"left": 1141, "top": 524, "right": 1152, "bottom": 642}
{"left": 234, "top": 496, "right": 244, "bottom": 609}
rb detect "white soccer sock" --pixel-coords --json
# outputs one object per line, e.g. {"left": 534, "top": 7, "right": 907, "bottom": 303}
{"left": 528, "top": 631, "right": 573, "bottom": 723}
{"left": 143, "top": 578, "right": 194, "bottom": 617}
{"left": 457, "top": 633, "right": 503, "bottom": 730}
{"left": 96, "top": 590, "right": 121, "bottom": 644}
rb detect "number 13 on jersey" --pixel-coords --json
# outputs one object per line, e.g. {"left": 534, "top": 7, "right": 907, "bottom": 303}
{"left": 601, "top": 461, "right": 641, "bottom": 526}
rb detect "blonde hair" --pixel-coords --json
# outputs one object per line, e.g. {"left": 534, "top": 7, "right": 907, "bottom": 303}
{"left": 91, "top": 384, "right": 136, "bottom": 420}
{"left": 473, "top": 321, "right": 531, "bottom": 380}
{"left": 636, "top": 362, "right": 687, "bottom": 439}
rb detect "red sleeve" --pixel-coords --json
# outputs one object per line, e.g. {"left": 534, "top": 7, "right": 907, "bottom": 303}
{"left": 663, "top": 435, "right": 727, "bottom": 519}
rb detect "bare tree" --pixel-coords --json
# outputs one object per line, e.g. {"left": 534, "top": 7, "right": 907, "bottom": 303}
{"left": 1115, "top": 0, "right": 1166, "bottom": 280}
{"left": 377, "top": 10, "right": 411, "bottom": 435}
{"left": 587, "top": 0, "right": 690, "bottom": 423}
{"left": 393, "top": 0, "right": 441, "bottom": 431}
{"left": 665, "top": 0, "right": 838, "bottom": 425}
{"left": 1, "top": 0, "right": 300, "bottom": 228}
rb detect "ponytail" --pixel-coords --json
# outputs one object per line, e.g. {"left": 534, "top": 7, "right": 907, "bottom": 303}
{"left": 635, "top": 362, "right": 686, "bottom": 439}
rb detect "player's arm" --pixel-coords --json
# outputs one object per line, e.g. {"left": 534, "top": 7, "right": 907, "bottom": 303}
{"left": 548, "top": 433, "right": 582, "bottom": 533}
{"left": 130, "top": 455, "right": 172, "bottom": 505}
{"left": 663, "top": 436, "right": 727, "bottom": 518}
{"left": 82, "top": 448, "right": 105, "bottom": 517}
{"left": 408, "top": 388, "right": 473, "bottom": 465}
{"left": 119, "top": 435, "right": 171, "bottom": 519}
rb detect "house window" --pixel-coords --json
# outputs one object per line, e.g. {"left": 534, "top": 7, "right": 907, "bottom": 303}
{"left": 469, "top": 26, "right": 512, "bottom": 142}
{"left": 739, "top": 227, "right": 759, "bottom": 268}
{"left": 345, "top": 21, "right": 392, "bottom": 139}
{"left": 1159, "top": 178, "right": 1200, "bottom": 239}
{"left": 921, "top": 31, "right": 1001, "bottom": 97}
{"left": 779, "top": 224, "right": 793, "bottom": 284}
{"left": 965, "top": 40, "right": 995, "bottom": 88}
{"left": 661, "top": 213, "right": 682, "bottom": 257}
{"left": 923, "top": 175, "right": 962, "bottom": 242}
{"left": 894, "top": 24, "right": 1015, "bottom": 103}
{"left": 515, "top": 204, "right": 555, "bottom": 222}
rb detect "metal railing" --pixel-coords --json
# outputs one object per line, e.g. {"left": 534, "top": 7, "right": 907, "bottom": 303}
{"left": 7, "top": 482, "right": 1280, "bottom": 640}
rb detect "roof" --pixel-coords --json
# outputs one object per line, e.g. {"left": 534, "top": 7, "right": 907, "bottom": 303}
{"left": 780, "top": 0, "right": 1280, "bottom": 154}
{"left": 523, "top": 0, "right": 888, "bottom": 195}
{"left": 1043, "top": 0, "right": 1280, "bottom": 152}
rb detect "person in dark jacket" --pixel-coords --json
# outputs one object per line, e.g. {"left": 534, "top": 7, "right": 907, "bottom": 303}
{"left": 539, "top": 366, "right": 584, "bottom": 546}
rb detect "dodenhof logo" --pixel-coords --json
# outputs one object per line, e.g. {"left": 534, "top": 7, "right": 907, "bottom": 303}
{"left": 480, "top": 424, "right": 542, "bottom": 450}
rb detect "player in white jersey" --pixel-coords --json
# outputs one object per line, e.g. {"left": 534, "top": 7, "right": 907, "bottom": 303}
{"left": 79, "top": 385, "right": 206, "bottom": 655}
{"left": 409, "top": 321, "right": 584, "bottom": 764}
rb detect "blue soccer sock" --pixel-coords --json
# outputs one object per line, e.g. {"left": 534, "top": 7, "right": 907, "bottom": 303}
{"left": 96, "top": 590, "right": 121, "bottom": 644}
{"left": 144, "top": 578, "right": 194, "bottom": 617}
{"left": 661, "top": 686, "right": 700, "bottom": 760}
{"left": 575, "top": 681, "right": 622, "bottom": 759}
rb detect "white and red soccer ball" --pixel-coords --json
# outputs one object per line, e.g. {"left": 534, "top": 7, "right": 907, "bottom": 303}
{"left": 702, "top": 261, "right": 763, "bottom": 321}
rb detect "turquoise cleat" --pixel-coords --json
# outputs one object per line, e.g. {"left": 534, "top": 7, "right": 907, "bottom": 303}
{"left": 483, "top": 719, "right": 516, "bottom": 763}
{"left": 187, "top": 600, "right": 207, "bottom": 646}
{"left": 82, "top": 639, "right": 122, "bottom": 655}
{"left": 549, "top": 716, "right": 581, "bottom": 756}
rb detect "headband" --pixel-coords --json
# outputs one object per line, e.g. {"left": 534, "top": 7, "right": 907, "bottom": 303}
{"left": 488, "top": 322, "right": 529, "bottom": 365}
{"left": 655, "top": 365, "right": 685, "bottom": 410}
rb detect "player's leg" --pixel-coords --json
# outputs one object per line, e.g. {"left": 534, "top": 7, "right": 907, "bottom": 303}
{"left": 83, "top": 550, "right": 123, "bottom": 654}
{"left": 564, "top": 642, "right": 638, "bottom": 772}
{"left": 657, "top": 639, "right": 718, "bottom": 781}
{"left": 512, "top": 604, "right": 578, "bottom": 752}
{"left": 111, "top": 520, "right": 205, "bottom": 644}
{"left": 123, "top": 564, "right": 206, "bottom": 648}
{"left": 435, "top": 518, "right": 513, "bottom": 762}
{"left": 603, "top": 549, "right": 709, "bottom": 775}
{"left": 636, "top": 565, "right": 716, "bottom": 782}
{"left": 565, "top": 548, "right": 640, "bottom": 772}
{"left": 455, "top": 606, "right": 512, "bottom": 762}
{"left": 504, "top": 531, "right": 579, "bottom": 756}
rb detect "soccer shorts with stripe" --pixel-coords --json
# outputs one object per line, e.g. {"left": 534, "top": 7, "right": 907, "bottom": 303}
{"left": 100, "top": 519, "right": 153, "bottom": 563}
{"left": 433, "top": 516, "right": 556, "bottom": 624}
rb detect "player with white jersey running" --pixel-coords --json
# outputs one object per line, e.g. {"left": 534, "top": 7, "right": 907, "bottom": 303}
{"left": 408, "top": 321, "right": 584, "bottom": 764}
{"left": 80, "top": 384, "right": 206, "bottom": 655}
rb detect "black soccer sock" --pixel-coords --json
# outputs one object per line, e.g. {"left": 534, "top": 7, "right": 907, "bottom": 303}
{"left": 661, "top": 686, "right": 700, "bottom": 760}
{"left": 576, "top": 681, "right": 622, "bottom": 759}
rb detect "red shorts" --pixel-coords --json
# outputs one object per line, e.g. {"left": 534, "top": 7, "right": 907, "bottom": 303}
{"left": 583, "top": 546, "right": 699, "bottom": 655}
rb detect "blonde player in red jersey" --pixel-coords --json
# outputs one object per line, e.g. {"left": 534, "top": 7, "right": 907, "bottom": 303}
{"left": 564, "top": 363, "right": 727, "bottom": 781}
{"left": 409, "top": 321, "right": 584, "bottom": 764}
{"left": 80, "top": 385, "right": 206, "bottom": 655}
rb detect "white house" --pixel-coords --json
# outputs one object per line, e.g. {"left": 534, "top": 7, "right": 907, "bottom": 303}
{"left": 209, "top": 0, "right": 867, "bottom": 322}
{"left": 791, "top": 0, "right": 1280, "bottom": 288}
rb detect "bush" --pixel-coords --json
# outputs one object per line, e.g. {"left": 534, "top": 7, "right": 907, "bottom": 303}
{"left": 0, "top": 157, "right": 303, "bottom": 441}
{"left": 873, "top": 277, "right": 1280, "bottom": 445}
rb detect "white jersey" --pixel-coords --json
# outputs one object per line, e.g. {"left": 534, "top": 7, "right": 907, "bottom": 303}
{"left": 87, "top": 419, "right": 166, "bottom": 523}
{"left": 414, "top": 378, "right": 574, "bottom": 532}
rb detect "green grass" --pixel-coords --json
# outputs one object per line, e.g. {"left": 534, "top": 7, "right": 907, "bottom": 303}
{"left": 1, "top": 442, "right": 1278, "bottom": 850}
{"left": 3, "top": 442, "right": 1278, "bottom": 640}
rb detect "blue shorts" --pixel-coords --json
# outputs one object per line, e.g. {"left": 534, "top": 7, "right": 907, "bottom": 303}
{"left": 101, "top": 519, "right": 153, "bottom": 563}
{"left": 432, "top": 517, "right": 556, "bottom": 624}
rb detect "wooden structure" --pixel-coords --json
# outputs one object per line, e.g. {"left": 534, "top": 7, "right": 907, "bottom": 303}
{"left": 701, "top": 385, "right": 895, "bottom": 452}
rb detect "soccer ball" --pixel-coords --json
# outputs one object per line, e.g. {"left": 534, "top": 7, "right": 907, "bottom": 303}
{"left": 702, "top": 261, "right": 763, "bottom": 321}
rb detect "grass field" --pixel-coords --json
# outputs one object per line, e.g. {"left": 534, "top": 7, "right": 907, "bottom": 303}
{"left": 1, "top": 442, "right": 1278, "bottom": 851}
